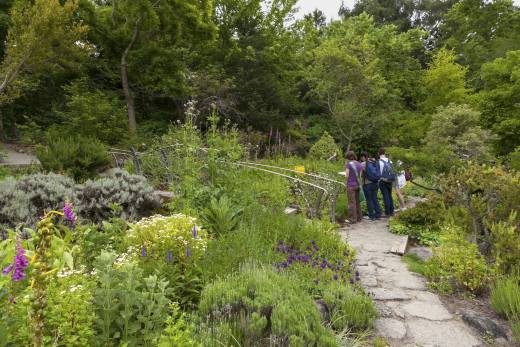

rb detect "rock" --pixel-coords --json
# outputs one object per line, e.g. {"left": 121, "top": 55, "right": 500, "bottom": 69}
{"left": 154, "top": 190, "right": 174, "bottom": 203}
{"left": 284, "top": 207, "right": 299, "bottom": 216}
{"left": 375, "top": 302, "right": 394, "bottom": 318}
{"left": 369, "top": 288, "right": 411, "bottom": 301}
{"left": 461, "top": 309, "right": 509, "bottom": 339}
{"left": 361, "top": 275, "right": 378, "bottom": 287}
{"left": 375, "top": 318, "right": 407, "bottom": 340}
{"left": 408, "top": 246, "right": 433, "bottom": 262}
{"left": 414, "top": 291, "right": 442, "bottom": 305}
{"left": 402, "top": 301, "right": 453, "bottom": 321}
{"left": 407, "top": 319, "right": 482, "bottom": 347}
{"left": 314, "top": 299, "right": 330, "bottom": 323}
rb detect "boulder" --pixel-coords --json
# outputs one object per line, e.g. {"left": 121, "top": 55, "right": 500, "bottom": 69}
{"left": 407, "top": 246, "right": 433, "bottom": 262}
{"left": 461, "top": 309, "right": 509, "bottom": 339}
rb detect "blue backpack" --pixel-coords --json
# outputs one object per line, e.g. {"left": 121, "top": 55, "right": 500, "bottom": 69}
{"left": 380, "top": 159, "right": 396, "bottom": 182}
{"left": 365, "top": 160, "right": 381, "bottom": 183}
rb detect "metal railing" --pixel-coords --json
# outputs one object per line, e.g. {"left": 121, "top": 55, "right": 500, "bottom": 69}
{"left": 108, "top": 146, "right": 345, "bottom": 222}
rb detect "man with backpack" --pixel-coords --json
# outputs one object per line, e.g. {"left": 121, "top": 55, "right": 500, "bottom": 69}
{"left": 378, "top": 147, "right": 396, "bottom": 217}
{"left": 360, "top": 151, "right": 382, "bottom": 221}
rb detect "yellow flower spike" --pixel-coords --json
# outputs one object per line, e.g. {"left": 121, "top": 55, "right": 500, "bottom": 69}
{"left": 30, "top": 278, "right": 35, "bottom": 289}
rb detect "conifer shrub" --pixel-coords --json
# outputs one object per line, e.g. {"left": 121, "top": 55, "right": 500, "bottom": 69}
{"left": 322, "top": 282, "right": 377, "bottom": 332}
{"left": 309, "top": 131, "right": 342, "bottom": 160}
{"left": 75, "top": 169, "right": 160, "bottom": 223}
{"left": 36, "top": 134, "right": 111, "bottom": 182}
{"left": 198, "top": 264, "right": 338, "bottom": 346}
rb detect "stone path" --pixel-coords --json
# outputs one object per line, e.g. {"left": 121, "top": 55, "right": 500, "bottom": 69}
{"left": 340, "top": 219, "right": 483, "bottom": 347}
{"left": 0, "top": 143, "right": 39, "bottom": 166}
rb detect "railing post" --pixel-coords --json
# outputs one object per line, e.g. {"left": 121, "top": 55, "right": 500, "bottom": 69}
{"left": 130, "top": 147, "right": 142, "bottom": 175}
{"left": 160, "top": 148, "right": 172, "bottom": 184}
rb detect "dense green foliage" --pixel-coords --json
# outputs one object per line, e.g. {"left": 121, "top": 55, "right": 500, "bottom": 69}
{"left": 0, "top": 0, "right": 517, "bottom": 165}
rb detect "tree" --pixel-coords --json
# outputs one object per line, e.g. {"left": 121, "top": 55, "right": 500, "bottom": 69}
{"left": 88, "top": 0, "right": 215, "bottom": 134}
{"left": 307, "top": 14, "right": 423, "bottom": 151}
{"left": 439, "top": 0, "right": 520, "bottom": 81}
{"left": 421, "top": 48, "right": 469, "bottom": 113}
{"left": 0, "top": 0, "right": 88, "bottom": 138}
{"left": 477, "top": 50, "right": 520, "bottom": 155}
{"left": 425, "top": 104, "right": 494, "bottom": 162}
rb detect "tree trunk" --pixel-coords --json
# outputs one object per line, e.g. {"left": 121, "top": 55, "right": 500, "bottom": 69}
{"left": 121, "top": 17, "right": 141, "bottom": 134}
{"left": 0, "top": 108, "right": 5, "bottom": 141}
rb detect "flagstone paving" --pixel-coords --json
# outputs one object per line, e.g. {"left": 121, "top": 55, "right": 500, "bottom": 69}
{"left": 340, "top": 219, "right": 483, "bottom": 347}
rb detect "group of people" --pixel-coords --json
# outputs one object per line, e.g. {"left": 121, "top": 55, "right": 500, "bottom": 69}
{"left": 344, "top": 148, "right": 407, "bottom": 223}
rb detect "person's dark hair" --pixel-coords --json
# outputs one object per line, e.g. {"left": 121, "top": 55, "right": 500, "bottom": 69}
{"left": 378, "top": 147, "right": 386, "bottom": 156}
{"left": 346, "top": 151, "right": 357, "bottom": 161}
{"left": 360, "top": 151, "right": 369, "bottom": 161}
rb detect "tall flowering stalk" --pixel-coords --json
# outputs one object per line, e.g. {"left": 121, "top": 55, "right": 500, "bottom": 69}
{"left": 30, "top": 211, "right": 63, "bottom": 347}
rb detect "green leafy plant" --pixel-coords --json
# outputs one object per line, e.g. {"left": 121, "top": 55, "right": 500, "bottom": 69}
{"left": 92, "top": 251, "right": 172, "bottom": 346}
{"left": 199, "top": 195, "right": 243, "bottom": 237}
{"left": 44, "top": 273, "right": 96, "bottom": 346}
{"left": 158, "top": 303, "right": 200, "bottom": 347}
{"left": 36, "top": 134, "right": 111, "bottom": 181}
{"left": 425, "top": 226, "right": 489, "bottom": 293}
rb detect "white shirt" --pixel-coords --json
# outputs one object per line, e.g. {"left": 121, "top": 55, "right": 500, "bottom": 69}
{"left": 379, "top": 155, "right": 390, "bottom": 175}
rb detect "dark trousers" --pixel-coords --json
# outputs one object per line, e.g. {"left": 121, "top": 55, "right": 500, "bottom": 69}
{"left": 363, "top": 182, "right": 381, "bottom": 220}
{"left": 379, "top": 181, "right": 394, "bottom": 216}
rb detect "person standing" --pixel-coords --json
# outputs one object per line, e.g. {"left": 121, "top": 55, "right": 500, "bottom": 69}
{"left": 360, "top": 151, "right": 382, "bottom": 221}
{"left": 345, "top": 151, "right": 363, "bottom": 224}
{"left": 395, "top": 160, "right": 407, "bottom": 210}
{"left": 378, "top": 148, "right": 395, "bottom": 217}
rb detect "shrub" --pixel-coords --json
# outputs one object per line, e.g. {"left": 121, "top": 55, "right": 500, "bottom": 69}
{"left": 322, "top": 282, "right": 377, "bottom": 332}
{"left": 425, "top": 226, "right": 489, "bottom": 293}
{"left": 197, "top": 264, "right": 338, "bottom": 347}
{"left": 199, "top": 195, "right": 243, "bottom": 237}
{"left": 75, "top": 169, "right": 160, "bottom": 223}
{"left": 490, "top": 212, "right": 520, "bottom": 274}
{"left": 0, "top": 173, "right": 75, "bottom": 228}
{"left": 36, "top": 134, "right": 111, "bottom": 181}
{"left": 54, "top": 78, "right": 128, "bottom": 145}
{"left": 309, "top": 131, "right": 342, "bottom": 160}
{"left": 390, "top": 198, "right": 446, "bottom": 245}
{"left": 125, "top": 214, "right": 208, "bottom": 308}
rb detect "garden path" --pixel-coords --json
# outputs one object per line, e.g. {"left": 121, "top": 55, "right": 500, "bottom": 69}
{"left": 340, "top": 219, "right": 483, "bottom": 347}
{"left": 0, "top": 143, "right": 39, "bottom": 166}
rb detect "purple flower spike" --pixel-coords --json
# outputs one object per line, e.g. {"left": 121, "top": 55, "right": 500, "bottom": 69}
{"left": 192, "top": 226, "right": 198, "bottom": 239}
{"left": 141, "top": 245, "right": 147, "bottom": 257}
{"left": 167, "top": 248, "right": 173, "bottom": 263}
{"left": 63, "top": 202, "right": 77, "bottom": 225}
{"left": 2, "top": 264, "right": 13, "bottom": 276}
{"left": 333, "top": 274, "right": 339, "bottom": 281}
{"left": 12, "top": 241, "right": 29, "bottom": 281}
{"left": 349, "top": 278, "right": 354, "bottom": 284}
{"left": 185, "top": 246, "right": 190, "bottom": 258}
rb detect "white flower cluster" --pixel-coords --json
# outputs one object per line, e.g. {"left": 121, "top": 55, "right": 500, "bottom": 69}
{"left": 57, "top": 267, "right": 85, "bottom": 278}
